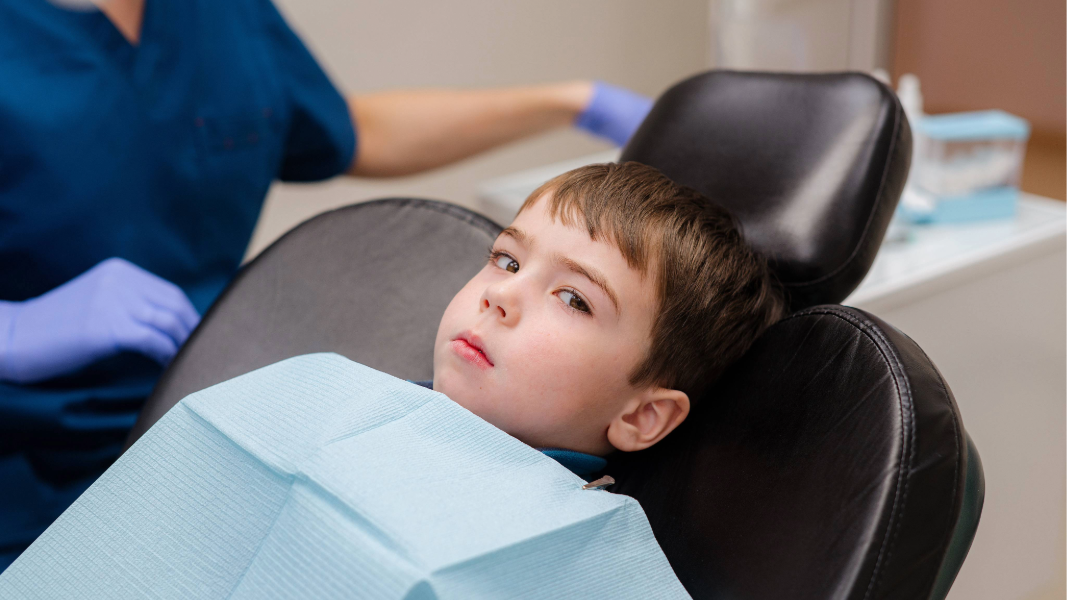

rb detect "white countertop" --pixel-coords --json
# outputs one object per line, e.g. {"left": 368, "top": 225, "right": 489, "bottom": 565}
{"left": 847, "top": 194, "right": 1066, "bottom": 311}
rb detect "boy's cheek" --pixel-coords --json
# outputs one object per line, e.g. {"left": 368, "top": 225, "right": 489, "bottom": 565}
{"left": 507, "top": 329, "right": 602, "bottom": 395}
{"left": 435, "top": 285, "right": 481, "bottom": 344}
{"left": 505, "top": 324, "right": 567, "bottom": 370}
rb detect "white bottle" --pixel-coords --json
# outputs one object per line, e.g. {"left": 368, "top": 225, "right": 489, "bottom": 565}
{"left": 894, "top": 73, "right": 934, "bottom": 226}
{"left": 897, "top": 73, "right": 924, "bottom": 125}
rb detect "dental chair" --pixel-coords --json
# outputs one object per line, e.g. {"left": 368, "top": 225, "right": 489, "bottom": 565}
{"left": 126, "top": 71, "right": 983, "bottom": 600}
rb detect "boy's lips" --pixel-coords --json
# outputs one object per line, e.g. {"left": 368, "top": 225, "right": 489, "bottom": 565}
{"left": 451, "top": 333, "right": 494, "bottom": 368}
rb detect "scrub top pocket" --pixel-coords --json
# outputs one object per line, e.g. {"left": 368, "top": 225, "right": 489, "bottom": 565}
{"left": 195, "top": 108, "right": 282, "bottom": 161}
{"left": 192, "top": 106, "right": 284, "bottom": 216}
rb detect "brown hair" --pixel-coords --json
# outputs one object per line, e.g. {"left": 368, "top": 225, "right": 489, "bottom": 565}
{"left": 520, "top": 161, "right": 784, "bottom": 399}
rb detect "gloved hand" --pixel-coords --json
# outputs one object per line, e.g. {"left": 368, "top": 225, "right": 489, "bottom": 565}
{"left": 574, "top": 81, "right": 654, "bottom": 147}
{"left": 0, "top": 258, "right": 200, "bottom": 384}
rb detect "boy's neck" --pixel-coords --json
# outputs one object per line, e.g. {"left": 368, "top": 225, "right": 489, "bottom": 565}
{"left": 410, "top": 380, "right": 606, "bottom": 478}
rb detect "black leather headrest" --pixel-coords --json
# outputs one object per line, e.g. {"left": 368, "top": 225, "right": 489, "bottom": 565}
{"left": 622, "top": 71, "right": 911, "bottom": 311}
{"left": 606, "top": 305, "right": 976, "bottom": 599}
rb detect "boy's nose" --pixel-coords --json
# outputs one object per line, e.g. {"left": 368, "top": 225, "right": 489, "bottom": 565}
{"left": 480, "top": 281, "right": 520, "bottom": 324}
{"left": 482, "top": 298, "right": 506, "bottom": 319}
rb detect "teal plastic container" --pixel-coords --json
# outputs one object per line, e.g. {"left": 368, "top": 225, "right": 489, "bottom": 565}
{"left": 905, "top": 110, "right": 1030, "bottom": 223}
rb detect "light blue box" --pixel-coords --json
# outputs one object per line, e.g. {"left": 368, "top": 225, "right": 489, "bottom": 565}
{"left": 901, "top": 186, "right": 1019, "bottom": 224}
{"left": 907, "top": 110, "right": 1030, "bottom": 224}
{"left": 917, "top": 110, "right": 1030, "bottom": 142}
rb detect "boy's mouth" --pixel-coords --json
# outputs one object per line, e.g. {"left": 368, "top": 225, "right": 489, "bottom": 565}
{"left": 451, "top": 333, "right": 494, "bottom": 368}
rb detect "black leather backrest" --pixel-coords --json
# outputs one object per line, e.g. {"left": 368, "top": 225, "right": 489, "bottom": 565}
{"left": 124, "top": 199, "right": 502, "bottom": 448}
{"left": 621, "top": 71, "right": 911, "bottom": 311}
{"left": 606, "top": 306, "right": 970, "bottom": 600}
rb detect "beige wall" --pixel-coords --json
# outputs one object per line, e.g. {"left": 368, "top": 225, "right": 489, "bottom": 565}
{"left": 246, "top": 0, "right": 711, "bottom": 259}
{"left": 892, "top": 0, "right": 1065, "bottom": 133}
{"left": 892, "top": 0, "right": 1066, "bottom": 201}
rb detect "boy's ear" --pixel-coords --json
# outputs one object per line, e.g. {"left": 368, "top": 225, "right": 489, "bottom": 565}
{"left": 606, "top": 387, "right": 690, "bottom": 452}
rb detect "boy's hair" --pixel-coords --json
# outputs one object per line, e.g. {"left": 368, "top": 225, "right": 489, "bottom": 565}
{"left": 520, "top": 161, "right": 784, "bottom": 399}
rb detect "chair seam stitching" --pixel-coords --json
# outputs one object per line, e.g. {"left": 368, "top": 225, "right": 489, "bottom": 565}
{"left": 780, "top": 307, "right": 914, "bottom": 600}
{"left": 907, "top": 341, "right": 963, "bottom": 595}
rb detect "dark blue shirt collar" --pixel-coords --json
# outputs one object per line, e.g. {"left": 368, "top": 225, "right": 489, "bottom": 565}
{"left": 537, "top": 448, "right": 607, "bottom": 478}
{"left": 410, "top": 380, "right": 606, "bottom": 478}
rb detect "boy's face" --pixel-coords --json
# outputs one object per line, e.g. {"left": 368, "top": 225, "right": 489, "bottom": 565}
{"left": 433, "top": 196, "right": 667, "bottom": 456}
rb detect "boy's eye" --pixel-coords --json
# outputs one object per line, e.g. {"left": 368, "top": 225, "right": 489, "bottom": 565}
{"left": 558, "top": 289, "right": 591, "bottom": 314}
{"left": 493, "top": 252, "right": 519, "bottom": 273}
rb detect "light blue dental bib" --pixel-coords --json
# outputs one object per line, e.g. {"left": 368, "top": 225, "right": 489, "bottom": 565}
{"left": 0, "top": 353, "right": 689, "bottom": 599}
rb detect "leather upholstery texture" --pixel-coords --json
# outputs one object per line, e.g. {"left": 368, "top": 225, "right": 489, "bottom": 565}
{"left": 621, "top": 71, "right": 911, "bottom": 311}
{"left": 124, "top": 199, "right": 501, "bottom": 448}
{"left": 606, "top": 305, "right": 976, "bottom": 600}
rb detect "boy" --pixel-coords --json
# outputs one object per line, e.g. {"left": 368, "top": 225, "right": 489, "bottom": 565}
{"left": 434, "top": 160, "right": 783, "bottom": 460}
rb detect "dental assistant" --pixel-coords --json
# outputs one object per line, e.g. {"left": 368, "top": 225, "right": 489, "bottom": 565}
{"left": 0, "top": 0, "right": 653, "bottom": 567}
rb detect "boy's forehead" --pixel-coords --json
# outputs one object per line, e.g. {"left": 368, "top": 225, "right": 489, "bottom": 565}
{"left": 506, "top": 198, "right": 601, "bottom": 250}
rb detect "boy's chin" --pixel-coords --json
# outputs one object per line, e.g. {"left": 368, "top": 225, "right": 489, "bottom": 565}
{"left": 432, "top": 367, "right": 481, "bottom": 408}
{"left": 434, "top": 369, "right": 512, "bottom": 427}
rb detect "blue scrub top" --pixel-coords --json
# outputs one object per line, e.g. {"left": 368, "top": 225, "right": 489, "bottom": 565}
{"left": 0, "top": 0, "right": 355, "bottom": 565}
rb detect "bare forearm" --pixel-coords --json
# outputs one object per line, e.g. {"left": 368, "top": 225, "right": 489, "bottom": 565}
{"left": 347, "top": 82, "right": 593, "bottom": 178}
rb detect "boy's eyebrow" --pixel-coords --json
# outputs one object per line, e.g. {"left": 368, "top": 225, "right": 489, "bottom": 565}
{"left": 500, "top": 226, "right": 528, "bottom": 245}
{"left": 552, "top": 254, "right": 620, "bottom": 315}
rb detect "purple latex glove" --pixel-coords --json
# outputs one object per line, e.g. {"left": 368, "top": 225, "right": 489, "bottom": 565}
{"left": 574, "top": 81, "right": 654, "bottom": 147}
{"left": 0, "top": 258, "right": 200, "bottom": 384}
